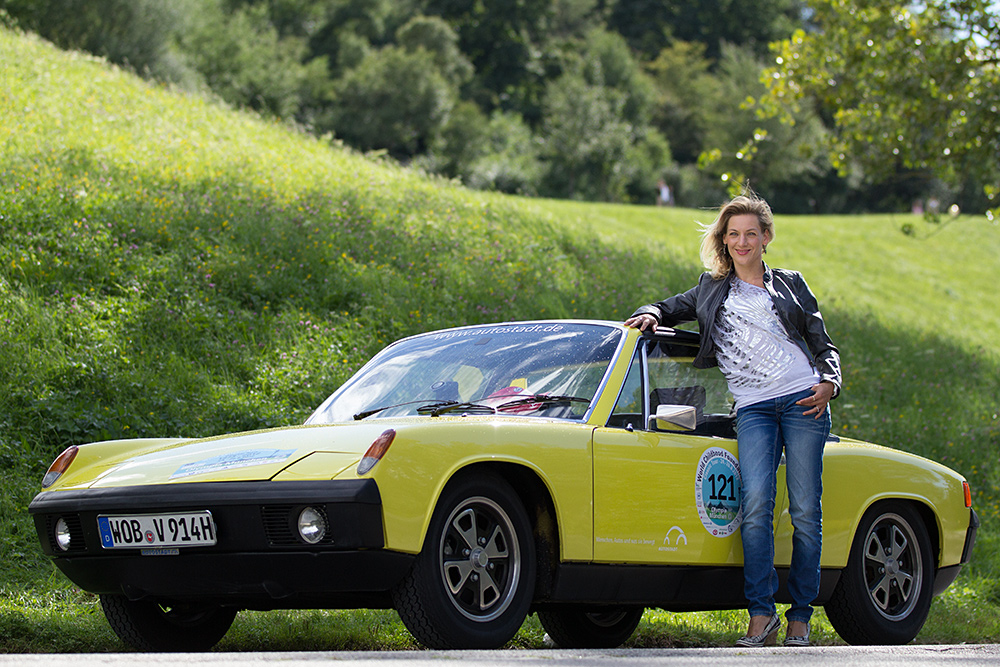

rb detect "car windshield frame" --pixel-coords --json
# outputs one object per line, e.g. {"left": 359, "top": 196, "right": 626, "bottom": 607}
{"left": 305, "top": 321, "right": 626, "bottom": 424}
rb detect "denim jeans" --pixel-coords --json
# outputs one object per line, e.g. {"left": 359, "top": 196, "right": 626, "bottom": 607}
{"left": 736, "top": 388, "right": 831, "bottom": 623}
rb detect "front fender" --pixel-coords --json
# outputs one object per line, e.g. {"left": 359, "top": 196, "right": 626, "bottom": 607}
{"left": 795, "top": 441, "right": 969, "bottom": 569}
{"left": 350, "top": 417, "right": 595, "bottom": 561}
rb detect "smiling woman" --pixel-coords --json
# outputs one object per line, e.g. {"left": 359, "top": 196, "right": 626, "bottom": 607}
{"left": 626, "top": 191, "right": 841, "bottom": 647}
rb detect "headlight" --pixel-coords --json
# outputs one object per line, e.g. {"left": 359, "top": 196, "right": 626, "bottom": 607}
{"left": 54, "top": 517, "right": 72, "bottom": 551}
{"left": 297, "top": 507, "right": 327, "bottom": 544}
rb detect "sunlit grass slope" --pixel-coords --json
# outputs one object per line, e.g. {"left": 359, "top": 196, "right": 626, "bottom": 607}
{"left": 1, "top": 26, "right": 997, "bottom": 649}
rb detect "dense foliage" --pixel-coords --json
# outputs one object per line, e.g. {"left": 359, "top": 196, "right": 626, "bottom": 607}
{"left": 3, "top": 0, "right": 995, "bottom": 215}
{"left": 765, "top": 0, "right": 1000, "bottom": 219}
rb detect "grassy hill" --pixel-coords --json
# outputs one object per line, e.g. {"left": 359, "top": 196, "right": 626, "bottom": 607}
{"left": 1, "top": 26, "right": 997, "bottom": 649}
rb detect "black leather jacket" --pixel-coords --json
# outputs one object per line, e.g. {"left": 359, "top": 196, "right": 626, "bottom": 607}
{"left": 632, "top": 265, "right": 842, "bottom": 397}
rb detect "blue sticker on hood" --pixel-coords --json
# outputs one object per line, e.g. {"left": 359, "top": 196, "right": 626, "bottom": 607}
{"left": 171, "top": 448, "right": 297, "bottom": 479}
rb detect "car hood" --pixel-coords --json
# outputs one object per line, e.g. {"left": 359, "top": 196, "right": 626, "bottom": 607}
{"left": 57, "top": 423, "right": 394, "bottom": 490}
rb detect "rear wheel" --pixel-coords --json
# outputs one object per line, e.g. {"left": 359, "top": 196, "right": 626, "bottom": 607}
{"left": 825, "top": 501, "right": 934, "bottom": 644}
{"left": 393, "top": 471, "right": 535, "bottom": 648}
{"left": 100, "top": 594, "right": 236, "bottom": 651}
{"left": 538, "top": 605, "right": 644, "bottom": 648}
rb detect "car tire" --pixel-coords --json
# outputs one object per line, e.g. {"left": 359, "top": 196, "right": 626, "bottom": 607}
{"left": 538, "top": 605, "right": 644, "bottom": 648}
{"left": 393, "top": 471, "right": 536, "bottom": 649}
{"left": 100, "top": 594, "right": 237, "bottom": 651}
{"left": 825, "top": 501, "right": 934, "bottom": 645}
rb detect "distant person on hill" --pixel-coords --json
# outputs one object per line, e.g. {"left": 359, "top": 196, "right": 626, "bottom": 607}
{"left": 657, "top": 179, "right": 673, "bottom": 206}
{"left": 624, "top": 190, "right": 841, "bottom": 648}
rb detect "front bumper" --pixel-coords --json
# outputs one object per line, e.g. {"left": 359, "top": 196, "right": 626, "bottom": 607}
{"left": 29, "top": 479, "right": 414, "bottom": 608}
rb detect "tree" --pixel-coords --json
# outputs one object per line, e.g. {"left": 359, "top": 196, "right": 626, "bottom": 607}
{"left": 308, "top": 0, "right": 417, "bottom": 77}
{"left": 225, "top": 0, "right": 328, "bottom": 40}
{"left": 1, "top": 0, "right": 192, "bottom": 83}
{"left": 465, "top": 110, "right": 545, "bottom": 195}
{"left": 696, "top": 43, "right": 833, "bottom": 212}
{"left": 396, "top": 14, "right": 473, "bottom": 88}
{"left": 420, "top": 0, "right": 553, "bottom": 118}
{"left": 179, "top": 0, "right": 328, "bottom": 119}
{"left": 578, "top": 27, "right": 657, "bottom": 129}
{"left": 415, "top": 102, "right": 545, "bottom": 195}
{"left": 539, "top": 70, "right": 635, "bottom": 200}
{"left": 645, "top": 41, "right": 714, "bottom": 164}
{"left": 608, "top": 0, "right": 805, "bottom": 61}
{"left": 765, "top": 0, "right": 1000, "bottom": 216}
{"left": 330, "top": 46, "right": 454, "bottom": 158}
{"left": 538, "top": 28, "right": 671, "bottom": 202}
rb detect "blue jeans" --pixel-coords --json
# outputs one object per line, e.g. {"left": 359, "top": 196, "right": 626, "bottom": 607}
{"left": 736, "top": 389, "right": 830, "bottom": 624}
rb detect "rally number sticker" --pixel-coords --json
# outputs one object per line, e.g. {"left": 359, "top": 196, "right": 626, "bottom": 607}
{"left": 695, "top": 446, "right": 742, "bottom": 537}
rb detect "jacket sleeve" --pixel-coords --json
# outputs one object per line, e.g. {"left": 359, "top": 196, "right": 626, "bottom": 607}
{"left": 794, "top": 274, "right": 842, "bottom": 398}
{"left": 630, "top": 281, "right": 701, "bottom": 328}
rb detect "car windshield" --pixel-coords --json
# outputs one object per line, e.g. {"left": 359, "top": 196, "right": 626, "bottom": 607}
{"left": 306, "top": 322, "right": 624, "bottom": 424}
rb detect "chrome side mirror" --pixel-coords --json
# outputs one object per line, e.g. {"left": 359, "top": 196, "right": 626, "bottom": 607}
{"left": 648, "top": 404, "right": 698, "bottom": 431}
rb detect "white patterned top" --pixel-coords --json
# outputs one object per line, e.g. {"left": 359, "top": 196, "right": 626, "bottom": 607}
{"left": 712, "top": 277, "right": 820, "bottom": 410}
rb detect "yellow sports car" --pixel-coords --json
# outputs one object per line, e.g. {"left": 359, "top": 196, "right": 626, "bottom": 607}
{"left": 30, "top": 320, "right": 978, "bottom": 650}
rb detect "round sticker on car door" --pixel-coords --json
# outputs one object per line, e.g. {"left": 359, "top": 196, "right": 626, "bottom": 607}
{"left": 695, "top": 446, "right": 742, "bottom": 537}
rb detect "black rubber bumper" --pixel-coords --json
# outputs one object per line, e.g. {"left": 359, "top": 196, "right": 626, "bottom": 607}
{"left": 933, "top": 508, "right": 980, "bottom": 597}
{"left": 962, "top": 508, "right": 980, "bottom": 564}
{"left": 29, "top": 479, "right": 415, "bottom": 608}
{"left": 48, "top": 549, "right": 415, "bottom": 608}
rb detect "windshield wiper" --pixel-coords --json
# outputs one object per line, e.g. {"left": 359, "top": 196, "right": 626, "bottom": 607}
{"left": 416, "top": 401, "right": 497, "bottom": 417}
{"left": 353, "top": 399, "right": 448, "bottom": 420}
{"left": 496, "top": 394, "right": 591, "bottom": 412}
{"left": 354, "top": 395, "right": 584, "bottom": 420}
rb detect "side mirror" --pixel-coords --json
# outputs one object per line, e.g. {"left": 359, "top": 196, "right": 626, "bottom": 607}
{"left": 648, "top": 404, "right": 698, "bottom": 431}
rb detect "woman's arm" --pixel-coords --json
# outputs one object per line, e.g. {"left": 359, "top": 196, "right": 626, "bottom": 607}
{"left": 793, "top": 274, "right": 842, "bottom": 397}
{"left": 625, "top": 281, "right": 703, "bottom": 331}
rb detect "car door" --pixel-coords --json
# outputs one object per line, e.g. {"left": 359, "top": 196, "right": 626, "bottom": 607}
{"left": 593, "top": 334, "right": 788, "bottom": 565}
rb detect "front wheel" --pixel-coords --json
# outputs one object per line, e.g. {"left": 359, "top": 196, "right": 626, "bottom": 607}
{"left": 393, "top": 471, "right": 536, "bottom": 649}
{"left": 825, "top": 501, "right": 934, "bottom": 644}
{"left": 100, "top": 594, "right": 237, "bottom": 651}
{"left": 538, "top": 605, "right": 644, "bottom": 648}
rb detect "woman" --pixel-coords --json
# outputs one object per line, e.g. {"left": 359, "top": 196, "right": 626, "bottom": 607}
{"left": 625, "top": 192, "right": 840, "bottom": 647}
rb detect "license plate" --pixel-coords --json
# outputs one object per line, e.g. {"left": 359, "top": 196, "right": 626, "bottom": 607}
{"left": 98, "top": 511, "right": 217, "bottom": 549}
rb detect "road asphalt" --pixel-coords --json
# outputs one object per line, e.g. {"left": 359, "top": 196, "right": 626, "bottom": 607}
{"left": 1, "top": 645, "right": 998, "bottom": 667}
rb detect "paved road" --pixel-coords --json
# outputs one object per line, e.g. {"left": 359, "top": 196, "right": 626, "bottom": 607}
{"left": 2, "top": 646, "right": 998, "bottom": 667}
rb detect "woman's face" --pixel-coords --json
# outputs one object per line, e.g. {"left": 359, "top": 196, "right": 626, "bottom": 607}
{"left": 723, "top": 213, "right": 771, "bottom": 273}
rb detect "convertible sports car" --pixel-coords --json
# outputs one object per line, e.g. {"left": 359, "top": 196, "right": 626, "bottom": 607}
{"left": 31, "top": 320, "right": 978, "bottom": 651}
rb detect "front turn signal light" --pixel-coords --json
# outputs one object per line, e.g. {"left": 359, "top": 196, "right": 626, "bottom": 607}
{"left": 964, "top": 480, "right": 972, "bottom": 508}
{"left": 357, "top": 429, "right": 396, "bottom": 476}
{"left": 42, "top": 446, "right": 79, "bottom": 489}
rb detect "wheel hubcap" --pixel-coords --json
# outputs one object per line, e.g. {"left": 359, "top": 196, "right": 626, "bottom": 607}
{"left": 439, "top": 497, "right": 520, "bottom": 622}
{"left": 862, "top": 513, "right": 922, "bottom": 620}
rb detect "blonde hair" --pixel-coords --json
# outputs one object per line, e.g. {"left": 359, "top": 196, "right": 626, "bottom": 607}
{"left": 699, "top": 193, "right": 775, "bottom": 279}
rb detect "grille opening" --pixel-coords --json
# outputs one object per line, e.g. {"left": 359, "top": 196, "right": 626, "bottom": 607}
{"left": 47, "top": 514, "right": 86, "bottom": 553}
{"left": 261, "top": 505, "right": 335, "bottom": 546}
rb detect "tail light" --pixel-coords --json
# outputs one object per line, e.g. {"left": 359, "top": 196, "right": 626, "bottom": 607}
{"left": 963, "top": 481, "right": 972, "bottom": 508}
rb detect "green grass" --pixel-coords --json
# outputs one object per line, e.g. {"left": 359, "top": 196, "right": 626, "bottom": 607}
{"left": 1, "top": 26, "right": 998, "bottom": 651}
